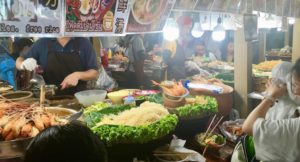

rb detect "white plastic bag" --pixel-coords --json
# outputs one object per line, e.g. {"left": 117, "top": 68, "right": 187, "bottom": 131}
{"left": 96, "top": 66, "right": 118, "bottom": 91}
{"left": 271, "top": 61, "right": 293, "bottom": 85}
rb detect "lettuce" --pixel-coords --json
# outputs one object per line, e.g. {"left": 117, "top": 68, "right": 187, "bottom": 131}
{"left": 91, "top": 114, "right": 178, "bottom": 145}
{"left": 176, "top": 96, "right": 218, "bottom": 117}
{"left": 83, "top": 103, "right": 178, "bottom": 145}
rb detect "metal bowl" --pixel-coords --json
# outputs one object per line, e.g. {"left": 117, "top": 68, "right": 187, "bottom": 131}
{"left": 0, "top": 137, "right": 32, "bottom": 159}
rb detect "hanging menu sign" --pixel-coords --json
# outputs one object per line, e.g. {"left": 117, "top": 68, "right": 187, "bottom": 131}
{"left": 126, "top": 0, "right": 176, "bottom": 33}
{"left": 0, "top": 0, "right": 62, "bottom": 37}
{"left": 65, "top": 0, "right": 130, "bottom": 35}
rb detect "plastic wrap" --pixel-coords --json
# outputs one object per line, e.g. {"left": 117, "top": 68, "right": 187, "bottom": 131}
{"left": 96, "top": 66, "right": 118, "bottom": 91}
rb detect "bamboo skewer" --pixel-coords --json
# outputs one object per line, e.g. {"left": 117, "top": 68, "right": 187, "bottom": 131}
{"left": 0, "top": 94, "right": 13, "bottom": 103}
{"left": 202, "top": 114, "right": 217, "bottom": 142}
{"left": 202, "top": 116, "right": 224, "bottom": 156}
{"left": 40, "top": 85, "right": 45, "bottom": 109}
{"left": 207, "top": 116, "right": 224, "bottom": 137}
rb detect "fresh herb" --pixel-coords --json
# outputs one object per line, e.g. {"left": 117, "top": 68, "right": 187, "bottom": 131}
{"left": 145, "top": 93, "right": 163, "bottom": 104}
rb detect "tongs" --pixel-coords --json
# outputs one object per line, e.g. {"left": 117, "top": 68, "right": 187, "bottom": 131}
{"left": 30, "top": 67, "right": 45, "bottom": 87}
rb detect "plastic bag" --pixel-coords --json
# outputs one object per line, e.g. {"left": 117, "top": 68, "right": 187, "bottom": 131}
{"left": 96, "top": 66, "right": 118, "bottom": 91}
{"left": 271, "top": 61, "right": 293, "bottom": 85}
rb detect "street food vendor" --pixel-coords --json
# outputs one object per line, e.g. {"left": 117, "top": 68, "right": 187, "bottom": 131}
{"left": 163, "top": 15, "right": 194, "bottom": 80}
{"left": 193, "top": 41, "right": 217, "bottom": 61}
{"left": 16, "top": 37, "right": 99, "bottom": 95}
{"left": 221, "top": 39, "right": 234, "bottom": 62}
{"left": 242, "top": 59, "right": 300, "bottom": 161}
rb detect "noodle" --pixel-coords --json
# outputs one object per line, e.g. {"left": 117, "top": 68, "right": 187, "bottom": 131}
{"left": 97, "top": 102, "right": 169, "bottom": 126}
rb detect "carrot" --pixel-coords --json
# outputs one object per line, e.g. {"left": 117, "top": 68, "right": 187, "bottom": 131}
{"left": 4, "top": 131, "right": 15, "bottom": 141}
{"left": 41, "top": 114, "right": 51, "bottom": 128}
{"left": 20, "top": 123, "right": 32, "bottom": 138}
{"left": 29, "top": 126, "right": 39, "bottom": 137}
{"left": 12, "top": 117, "right": 26, "bottom": 137}
{"left": 2, "top": 119, "right": 16, "bottom": 137}
{"left": 33, "top": 115, "right": 45, "bottom": 132}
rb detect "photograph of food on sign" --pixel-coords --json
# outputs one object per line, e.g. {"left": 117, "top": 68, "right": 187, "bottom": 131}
{"left": 173, "top": 0, "right": 197, "bottom": 10}
{"left": 253, "top": 0, "right": 266, "bottom": 12}
{"left": 0, "top": 0, "right": 38, "bottom": 22}
{"left": 211, "top": 0, "right": 227, "bottom": 12}
{"left": 194, "top": 0, "right": 213, "bottom": 11}
{"left": 65, "top": 0, "right": 116, "bottom": 32}
{"left": 126, "top": 0, "right": 176, "bottom": 33}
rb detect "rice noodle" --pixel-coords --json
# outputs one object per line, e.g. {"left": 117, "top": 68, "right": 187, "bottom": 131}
{"left": 97, "top": 102, "right": 169, "bottom": 127}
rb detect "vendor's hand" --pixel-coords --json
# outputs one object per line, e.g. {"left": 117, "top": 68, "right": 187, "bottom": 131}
{"left": 265, "top": 79, "right": 287, "bottom": 99}
{"left": 60, "top": 72, "right": 80, "bottom": 90}
{"left": 20, "top": 58, "right": 38, "bottom": 71}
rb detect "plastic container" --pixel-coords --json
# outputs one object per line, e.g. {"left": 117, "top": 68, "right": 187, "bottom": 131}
{"left": 75, "top": 90, "right": 107, "bottom": 107}
{"left": 107, "top": 90, "right": 131, "bottom": 104}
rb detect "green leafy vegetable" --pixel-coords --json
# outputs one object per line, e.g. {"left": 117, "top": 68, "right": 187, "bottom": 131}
{"left": 91, "top": 114, "right": 178, "bottom": 145}
{"left": 83, "top": 104, "right": 132, "bottom": 127}
{"left": 145, "top": 93, "right": 163, "bottom": 104}
{"left": 83, "top": 101, "right": 178, "bottom": 145}
{"left": 176, "top": 96, "right": 218, "bottom": 117}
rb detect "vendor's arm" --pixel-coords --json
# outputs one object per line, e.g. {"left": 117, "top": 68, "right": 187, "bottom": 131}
{"left": 16, "top": 39, "right": 43, "bottom": 71}
{"left": 16, "top": 57, "right": 25, "bottom": 70}
{"left": 61, "top": 38, "right": 99, "bottom": 90}
{"left": 242, "top": 80, "right": 287, "bottom": 135}
{"left": 60, "top": 69, "right": 98, "bottom": 90}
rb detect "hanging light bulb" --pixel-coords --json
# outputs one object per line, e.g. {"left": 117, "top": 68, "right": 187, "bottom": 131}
{"left": 163, "top": 18, "right": 179, "bottom": 41}
{"left": 212, "top": 16, "right": 226, "bottom": 41}
{"left": 191, "top": 22, "right": 204, "bottom": 38}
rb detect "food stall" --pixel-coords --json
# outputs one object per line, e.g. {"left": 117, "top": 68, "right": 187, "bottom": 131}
{"left": 0, "top": 0, "right": 299, "bottom": 162}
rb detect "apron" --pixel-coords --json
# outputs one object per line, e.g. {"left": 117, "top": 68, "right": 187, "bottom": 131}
{"left": 43, "top": 39, "right": 87, "bottom": 95}
{"left": 167, "top": 42, "right": 186, "bottom": 80}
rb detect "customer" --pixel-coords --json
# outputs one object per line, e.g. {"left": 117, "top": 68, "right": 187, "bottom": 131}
{"left": 24, "top": 121, "right": 107, "bottom": 162}
{"left": 221, "top": 39, "right": 234, "bottom": 62}
{"left": 16, "top": 37, "right": 99, "bottom": 95}
{"left": 124, "top": 34, "right": 146, "bottom": 89}
{"left": 242, "top": 59, "right": 300, "bottom": 161}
